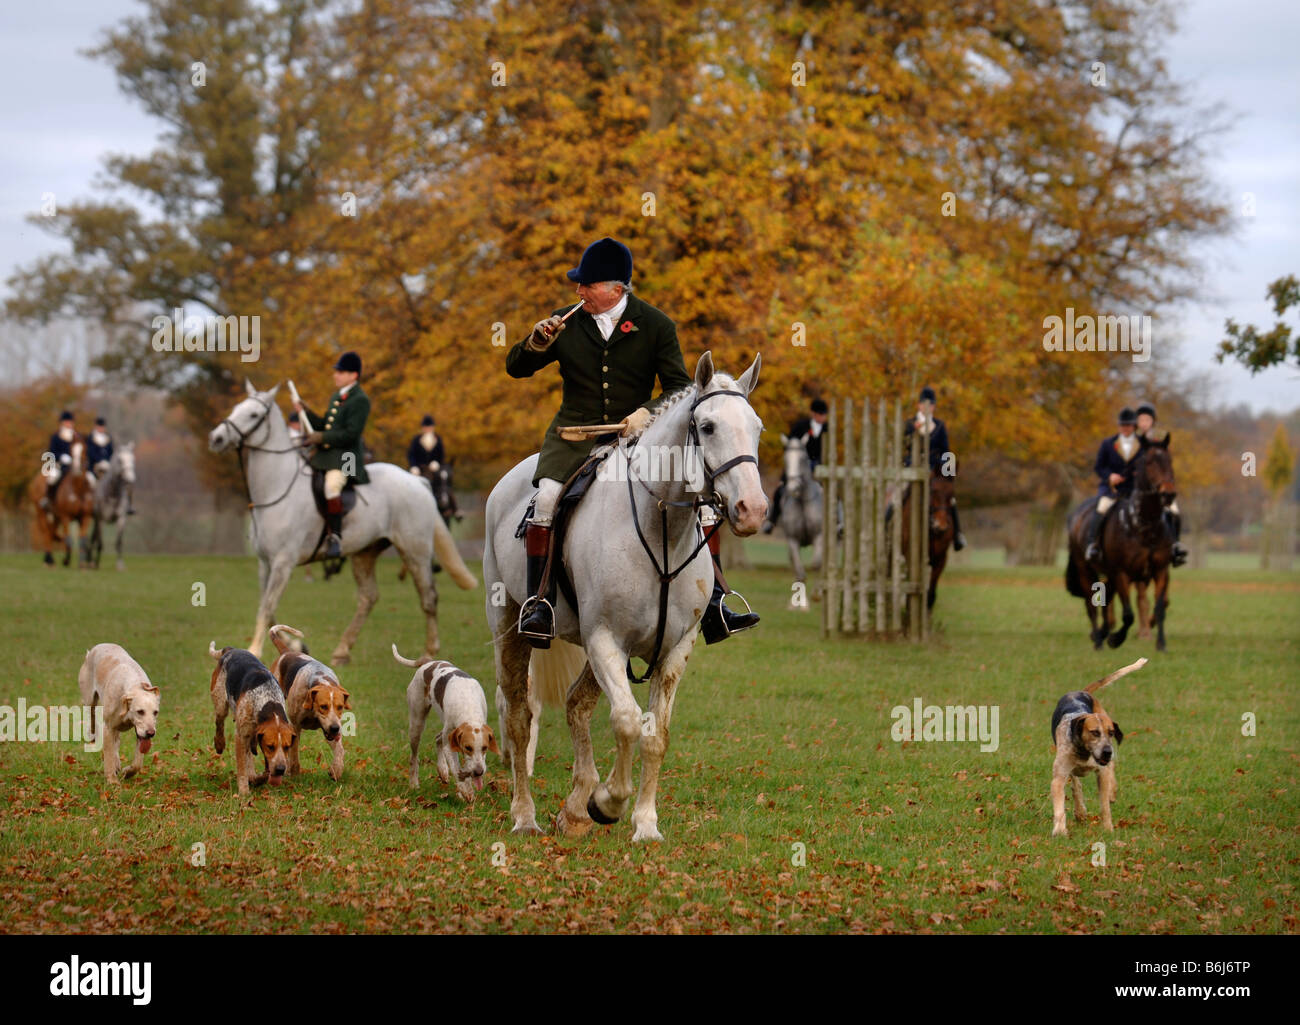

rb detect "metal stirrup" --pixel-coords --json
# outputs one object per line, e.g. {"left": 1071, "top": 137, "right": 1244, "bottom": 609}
{"left": 517, "top": 595, "right": 555, "bottom": 638}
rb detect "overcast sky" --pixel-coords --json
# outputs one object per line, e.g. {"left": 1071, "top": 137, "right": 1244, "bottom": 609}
{"left": 1, "top": 0, "right": 1295, "bottom": 412}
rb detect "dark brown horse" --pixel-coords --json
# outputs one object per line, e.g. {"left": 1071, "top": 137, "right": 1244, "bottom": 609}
{"left": 27, "top": 442, "right": 97, "bottom": 567}
{"left": 901, "top": 471, "right": 955, "bottom": 609}
{"left": 1065, "top": 435, "right": 1176, "bottom": 651}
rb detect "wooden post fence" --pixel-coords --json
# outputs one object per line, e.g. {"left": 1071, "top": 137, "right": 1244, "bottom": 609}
{"left": 816, "top": 398, "right": 930, "bottom": 640}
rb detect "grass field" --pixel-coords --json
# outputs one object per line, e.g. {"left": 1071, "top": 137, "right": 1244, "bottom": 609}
{"left": 1, "top": 548, "right": 1296, "bottom": 934}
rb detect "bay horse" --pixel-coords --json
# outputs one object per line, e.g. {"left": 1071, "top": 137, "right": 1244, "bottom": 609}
{"left": 27, "top": 441, "right": 96, "bottom": 567}
{"left": 777, "top": 433, "right": 823, "bottom": 595}
{"left": 900, "top": 470, "right": 954, "bottom": 610}
{"left": 1065, "top": 435, "right": 1176, "bottom": 651}
{"left": 483, "top": 352, "right": 766, "bottom": 843}
{"left": 89, "top": 443, "right": 136, "bottom": 570}
{"left": 209, "top": 380, "right": 477, "bottom": 663}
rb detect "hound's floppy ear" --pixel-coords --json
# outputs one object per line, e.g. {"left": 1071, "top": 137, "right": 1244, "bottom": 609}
{"left": 1069, "top": 717, "right": 1086, "bottom": 748}
{"left": 250, "top": 728, "right": 262, "bottom": 755}
{"left": 244, "top": 377, "right": 257, "bottom": 396}
{"left": 120, "top": 696, "right": 132, "bottom": 715}
{"left": 447, "top": 725, "right": 465, "bottom": 753}
{"left": 694, "top": 351, "right": 715, "bottom": 391}
{"left": 302, "top": 687, "right": 318, "bottom": 713}
{"left": 485, "top": 728, "right": 499, "bottom": 754}
{"left": 341, "top": 688, "right": 352, "bottom": 710}
{"left": 1112, "top": 722, "right": 1123, "bottom": 745}
{"left": 735, "top": 352, "right": 761, "bottom": 395}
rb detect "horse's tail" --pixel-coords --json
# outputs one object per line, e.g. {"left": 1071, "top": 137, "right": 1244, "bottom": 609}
{"left": 1086, "top": 657, "right": 1147, "bottom": 694}
{"left": 269, "top": 624, "right": 305, "bottom": 655}
{"left": 433, "top": 515, "right": 477, "bottom": 590}
{"left": 528, "top": 640, "right": 587, "bottom": 709}
{"left": 391, "top": 643, "right": 434, "bottom": 669}
{"left": 1064, "top": 556, "right": 1085, "bottom": 598}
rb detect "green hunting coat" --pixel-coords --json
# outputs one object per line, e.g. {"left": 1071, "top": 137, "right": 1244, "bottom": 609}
{"left": 506, "top": 293, "right": 693, "bottom": 486}
{"left": 303, "top": 384, "right": 371, "bottom": 485}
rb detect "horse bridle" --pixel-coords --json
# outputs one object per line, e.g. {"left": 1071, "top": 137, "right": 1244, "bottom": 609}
{"left": 623, "top": 387, "right": 758, "bottom": 682}
{"left": 219, "top": 395, "right": 309, "bottom": 512}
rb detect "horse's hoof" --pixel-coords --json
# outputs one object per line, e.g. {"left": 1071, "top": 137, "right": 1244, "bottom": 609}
{"left": 1107, "top": 633, "right": 1126, "bottom": 649}
{"left": 587, "top": 795, "right": 619, "bottom": 825}
{"left": 510, "top": 821, "right": 545, "bottom": 836}
{"left": 631, "top": 826, "right": 664, "bottom": 844}
{"left": 332, "top": 652, "right": 351, "bottom": 666}
{"left": 555, "top": 807, "right": 593, "bottom": 838}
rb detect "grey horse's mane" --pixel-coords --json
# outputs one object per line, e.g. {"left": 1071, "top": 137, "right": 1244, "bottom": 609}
{"left": 644, "top": 373, "right": 740, "bottom": 430}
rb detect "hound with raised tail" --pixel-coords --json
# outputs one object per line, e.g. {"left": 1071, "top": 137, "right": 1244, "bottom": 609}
{"left": 269, "top": 624, "right": 352, "bottom": 781}
{"left": 393, "top": 645, "right": 496, "bottom": 801}
{"left": 78, "top": 643, "right": 160, "bottom": 784}
{"left": 207, "top": 641, "right": 295, "bottom": 795}
{"left": 1051, "top": 657, "right": 1147, "bottom": 836}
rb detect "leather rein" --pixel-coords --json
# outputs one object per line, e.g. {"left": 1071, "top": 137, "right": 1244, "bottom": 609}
{"left": 623, "top": 388, "right": 757, "bottom": 682}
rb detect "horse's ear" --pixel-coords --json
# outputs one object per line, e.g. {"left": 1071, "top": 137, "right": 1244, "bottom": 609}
{"left": 694, "top": 351, "right": 715, "bottom": 391}
{"left": 267, "top": 383, "right": 281, "bottom": 400}
{"left": 1161, "top": 432, "right": 1170, "bottom": 450}
{"left": 735, "top": 352, "right": 761, "bottom": 395}
{"left": 779, "top": 433, "right": 789, "bottom": 446}
{"left": 123, "top": 441, "right": 134, "bottom": 453}
{"left": 244, "top": 377, "right": 257, "bottom": 396}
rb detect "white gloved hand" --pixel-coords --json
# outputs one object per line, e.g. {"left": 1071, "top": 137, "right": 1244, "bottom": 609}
{"left": 430, "top": 460, "right": 441, "bottom": 471}
{"left": 621, "top": 407, "right": 653, "bottom": 436}
{"left": 409, "top": 466, "right": 421, "bottom": 475}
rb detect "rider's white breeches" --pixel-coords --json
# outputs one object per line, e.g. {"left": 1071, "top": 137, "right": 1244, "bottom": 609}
{"left": 324, "top": 469, "right": 346, "bottom": 500}
{"left": 530, "top": 478, "right": 563, "bottom": 526}
{"left": 1097, "top": 495, "right": 1115, "bottom": 515}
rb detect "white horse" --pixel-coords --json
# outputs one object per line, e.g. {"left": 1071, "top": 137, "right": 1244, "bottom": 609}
{"left": 209, "top": 380, "right": 476, "bottom": 663}
{"left": 483, "top": 352, "right": 766, "bottom": 842}
{"left": 89, "top": 443, "right": 135, "bottom": 570}
{"left": 778, "top": 434, "right": 823, "bottom": 596}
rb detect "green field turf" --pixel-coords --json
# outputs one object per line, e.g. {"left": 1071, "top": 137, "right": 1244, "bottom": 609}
{"left": 0, "top": 550, "right": 1296, "bottom": 933}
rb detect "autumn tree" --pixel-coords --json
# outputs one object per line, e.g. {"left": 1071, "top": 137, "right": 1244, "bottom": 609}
{"left": 5, "top": 0, "right": 1231, "bottom": 498}
{"left": 1218, "top": 274, "right": 1300, "bottom": 374}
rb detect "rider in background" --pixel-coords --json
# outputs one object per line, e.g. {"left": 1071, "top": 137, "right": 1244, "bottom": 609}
{"left": 1084, "top": 406, "right": 1139, "bottom": 565}
{"left": 1136, "top": 401, "right": 1188, "bottom": 567}
{"left": 407, "top": 414, "right": 445, "bottom": 476}
{"left": 87, "top": 415, "right": 134, "bottom": 515}
{"left": 40, "top": 411, "right": 80, "bottom": 516}
{"left": 904, "top": 386, "right": 966, "bottom": 551}
{"left": 87, "top": 416, "right": 113, "bottom": 478}
{"left": 763, "top": 398, "right": 827, "bottom": 534}
{"left": 294, "top": 351, "right": 371, "bottom": 560}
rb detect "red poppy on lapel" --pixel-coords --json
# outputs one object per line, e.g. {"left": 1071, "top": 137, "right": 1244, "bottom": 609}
{"left": 620, "top": 320, "right": 637, "bottom": 333}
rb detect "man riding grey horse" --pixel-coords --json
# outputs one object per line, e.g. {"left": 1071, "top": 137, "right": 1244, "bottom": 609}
{"left": 506, "top": 236, "right": 759, "bottom": 649}
{"left": 293, "top": 351, "right": 370, "bottom": 561}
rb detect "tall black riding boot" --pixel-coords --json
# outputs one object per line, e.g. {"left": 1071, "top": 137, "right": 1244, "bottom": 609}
{"left": 762, "top": 482, "right": 785, "bottom": 534}
{"left": 324, "top": 497, "right": 343, "bottom": 559}
{"left": 700, "top": 528, "right": 759, "bottom": 644}
{"left": 1166, "top": 509, "right": 1188, "bottom": 567}
{"left": 518, "top": 523, "right": 556, "bottom": 648}
{"left": 950, "top": 499, "right": 966, "bottom": 551}
{"left": 1083, "top": 508, "right": 1105, "bottom": 566}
